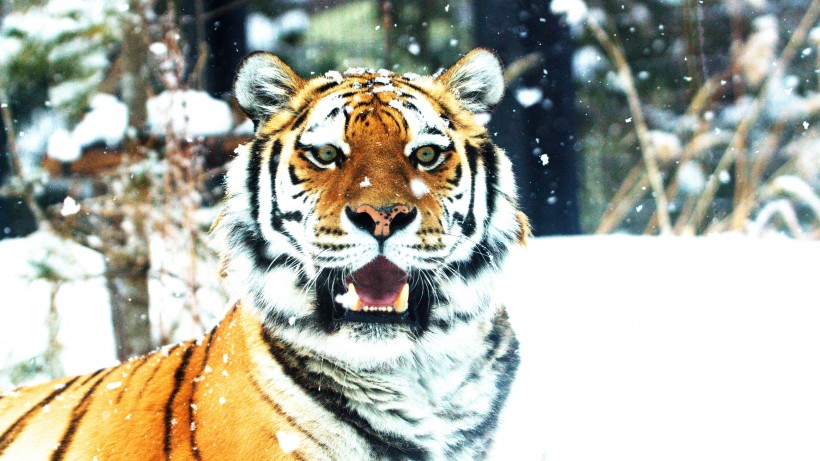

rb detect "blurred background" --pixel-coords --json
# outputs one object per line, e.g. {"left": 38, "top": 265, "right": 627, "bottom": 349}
{"left": 0, "top": 0, "right": 818, "bottom": 392}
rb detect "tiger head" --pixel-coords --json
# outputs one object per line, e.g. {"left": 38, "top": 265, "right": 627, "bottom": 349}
{"left": 214, "top": 49, "right": 529, "bottom": 367}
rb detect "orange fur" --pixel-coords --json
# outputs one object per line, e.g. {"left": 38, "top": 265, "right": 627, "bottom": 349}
{"left": 0, "top": 306, "right": 317, "bottom": 460}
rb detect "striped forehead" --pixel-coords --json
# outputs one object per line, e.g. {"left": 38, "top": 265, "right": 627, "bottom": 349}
{"left": 298, "top": 77, "right": 452, "bottom": 152}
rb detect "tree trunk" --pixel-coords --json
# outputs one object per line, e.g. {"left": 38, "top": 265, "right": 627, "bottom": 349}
{"left": 104, "top": 246, "right": 153, "bottom": 361}
{"left": 121, "top": 0, "right": 148, "bottom": 131}
{"left": 106, "top": 2, "right": 153, "bottom": 360}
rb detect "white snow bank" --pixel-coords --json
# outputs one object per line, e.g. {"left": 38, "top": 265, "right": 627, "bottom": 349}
{"left": 71, "top": 93, "right": 128, "bottom": 148}
{"left": 46, "top": 93, "right": 128, "bottom": 162}
{"left": 492, "top": 235, "right": 820, "bottom": 461}
{"left": 0, "top": 231, "right": 116, "bottom": 387}
{"left": 146, "top": 90, "right": 233, "bottom": 138}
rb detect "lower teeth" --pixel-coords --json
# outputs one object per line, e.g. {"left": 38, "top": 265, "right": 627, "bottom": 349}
{"left": 337, "top": 283, "right": 410, "bottom": 315}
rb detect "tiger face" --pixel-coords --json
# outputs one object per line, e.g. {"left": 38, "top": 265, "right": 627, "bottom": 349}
{"left": 215, "top": 49, "right": 528, "bottom": 367}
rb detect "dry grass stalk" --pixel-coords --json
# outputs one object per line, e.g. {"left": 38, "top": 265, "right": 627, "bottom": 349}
{"left": 687, "top": 0, "right": 820, "bottom": 231}
{"left": 595, "top": 162, "right": 646, "bottom": 234}
{"left": 586, "top": 16, "right": 673, "bottom": 234}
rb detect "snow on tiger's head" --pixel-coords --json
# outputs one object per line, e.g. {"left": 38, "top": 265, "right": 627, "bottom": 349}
{"left": 214, "top": 49, "right": 529, "bottom": 367}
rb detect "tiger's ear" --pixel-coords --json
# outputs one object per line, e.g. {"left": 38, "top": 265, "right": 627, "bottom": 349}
{"left": 233, "top": 52, "right": 304, "bottom": 127}
{"left": 436, "top": 48, "right": 505, "bottom": 114}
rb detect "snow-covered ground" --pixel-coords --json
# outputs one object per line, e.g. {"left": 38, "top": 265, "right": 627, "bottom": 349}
{"left": 494, "top": 235, "right": 820, "bottom": 461}
{"left": 0, "top": 231, "right": 116, "bottom": 387}
{"left": 1, "top": 234, "right": 819, "bottom": 460}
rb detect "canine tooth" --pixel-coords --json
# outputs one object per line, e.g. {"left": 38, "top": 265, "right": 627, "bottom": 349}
{"left": 387, "top": 306, "right": 394, "bottom": 313}
{"left": 394, "top": 283, "right": 409, "bottom": 313}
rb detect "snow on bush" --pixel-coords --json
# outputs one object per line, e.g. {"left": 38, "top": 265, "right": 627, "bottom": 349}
{"left": 146, "top": 90, "right": 233, "bottom": 138}
{"left": 0, "top": 1, "right": 121, "bottom": 115}
{"left": 46, "top": 94, "right": 128, "bottom": 161}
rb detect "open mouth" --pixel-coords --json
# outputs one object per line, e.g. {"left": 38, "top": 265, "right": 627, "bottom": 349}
{"left": 333, "top": 256, "right": 413, "bottom": 324}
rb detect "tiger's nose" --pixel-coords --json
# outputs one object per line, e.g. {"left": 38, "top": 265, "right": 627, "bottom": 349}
{"left": 345, "top": 204, "right": 417, "bottom": 241}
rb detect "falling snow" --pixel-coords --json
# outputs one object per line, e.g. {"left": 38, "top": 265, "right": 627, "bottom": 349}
{"left": 515, "top": 87, "right": 544, "bottom": 108}
{"left": 276, "top": 430, "right": 301, "bottom": 454}
{"left": 324, "top": 70, "right": 343, "bottom": 83}
{"left": 60, "top": 196, "right": 81, "bottom": 216}
{"left": 410, "top": 178, "right": 430, "bottom": 198}
{"left": 359, "top": 176, "right": 372, "bottom": 188}
{"left": 149, "top": 42, "right": 167, "bottom": 55}
{"left": 334, "top": 286, "right": 359, "bottom": 309}
{"left": 719, "top": 170, "right": 731, "bottom": 184}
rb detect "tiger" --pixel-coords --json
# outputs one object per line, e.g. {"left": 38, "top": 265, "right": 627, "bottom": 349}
{"left": 0, "top": 48, "right": 530, "bottom": 460}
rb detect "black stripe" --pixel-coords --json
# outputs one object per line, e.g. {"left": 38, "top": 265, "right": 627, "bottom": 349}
{"left": 280, "top": 211, "right": 303, "bottom": 222}
{"left": 446, "top": 237, "right": 507, "bottom": 282}
{"left": 419, "top": 125, "right": 444, "bottom": 137}
{"left": 50, "top": 368, "right": 118, "bottom": 461}
{"left": 380, "top": 110, "right": 404, "bottom": 133}
{"left": 290, "top": 106, "right": 311, "bottom": 131}
{"left": 163, "top": 344, "right": 195, "bottom": 459}
{"left": 461, "top": 142, "right": 480, "bottom": 237}
{"left": 313, "top": 80, "right": 340, "bottom": 95}
{"left": 0, "top": 376, "right": 81, "bottom": 456}
{"left": 480, "top": 141, "right": 499, "bottom": 220}
{"left": 287, "top": 164, "right": 305, "bottom": 185}
{"left": 77, "top": 368, "right": 105, "bottom": 387}
{"left": 247, "top": 371, "right": 334, "bottom": 458}
{"left": 235, "top": 224, "right": 274, "bottom": 269}
{"left": 447, "top": 164, "right": 462, "bottom": 186}
{"left": 326, "top": 106, "right": 342, "bottom": 120}
{"left": 261, "top": 332, "right": 430, "bottom": 461}
{"left": 233, "top": 223, "right": 306, "bottom": 287}
{"left": 247, "top": 140, "right": 263, "bottom": 224}
{"left": 189, "top": 329, "right": 216, "bottom": 461}
{"left": 399, "top": 81, "right": 456, "bottom": 123}
{"left": 453, "top": 313, "right": 520, "bottom": 457}
{"left": 137, "top": 344, "right": 182, "bottom": 401}
{"left": 115, "top": 355, "right": 150, "bottom": 404}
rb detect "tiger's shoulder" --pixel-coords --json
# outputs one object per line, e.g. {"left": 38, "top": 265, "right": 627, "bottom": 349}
{"left": 0, "top": 305, "right": 321, "bottom": 460}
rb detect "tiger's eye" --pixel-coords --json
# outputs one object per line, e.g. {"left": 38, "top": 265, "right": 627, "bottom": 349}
{"left": 414, "top": 146, "right": 438, "bottom": 165}
{"left": 317, "top": 144, "right": 339, "bottom": 163}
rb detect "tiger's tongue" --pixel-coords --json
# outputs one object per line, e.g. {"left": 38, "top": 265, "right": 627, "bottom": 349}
{"left": 349, "top": 256, "right": 408, "bottom": 306}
